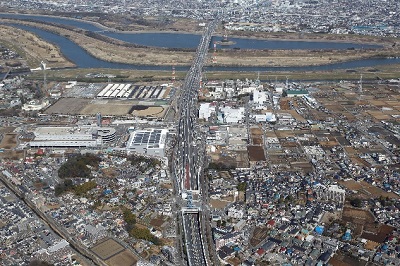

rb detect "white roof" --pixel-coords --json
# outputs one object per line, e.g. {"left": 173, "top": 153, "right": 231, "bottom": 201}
{"left": 47, "top": 239, "right": 69, "bottom": 253}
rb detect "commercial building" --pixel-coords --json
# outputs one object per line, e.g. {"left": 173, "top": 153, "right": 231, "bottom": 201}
{"left": 126, "top": 128, "right": 168, "bottom": 157}
{"left": 219, "top": 106, "right": 245, "bottom": 124}
{"left": 199, "top": 102, "right": 216, "bottom": 121}
{"left": 29, "top": 126, "right": 116, "bottom": 148}
{"left": 253, "top": 89, "right": 269, "bottom": 108}
{"left": 22, "top": 99, "right": 49, "bottom": 111}
{"left": 315, "top": 185, "right": 346, "bottom": 203}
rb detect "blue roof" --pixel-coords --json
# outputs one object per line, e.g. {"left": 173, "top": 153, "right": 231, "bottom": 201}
{"left": 315, "top": 226, "right": 324, "bottom": 234}
{"left": 104, "top": 189, "right": 113, "bottom": 195}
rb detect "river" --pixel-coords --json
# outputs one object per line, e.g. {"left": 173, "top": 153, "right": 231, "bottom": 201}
{"left": 0, "top": 13, "right": 381, "bottom": 50}
{"left": 1, "top": 13, "right": 400, "bottom": 71}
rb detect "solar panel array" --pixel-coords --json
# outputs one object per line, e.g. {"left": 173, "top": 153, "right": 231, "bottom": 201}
{"left": 132, "top": 130, "right": 163, "bottom": 148}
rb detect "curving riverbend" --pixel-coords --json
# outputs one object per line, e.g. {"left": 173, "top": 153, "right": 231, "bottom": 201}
{"left": 1, "top": 13, "right": 400, "bottom": 71}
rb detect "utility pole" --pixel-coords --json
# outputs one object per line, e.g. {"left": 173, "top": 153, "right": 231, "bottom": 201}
{"left": 41, "top": 61, "right": 47, "bottom": 92}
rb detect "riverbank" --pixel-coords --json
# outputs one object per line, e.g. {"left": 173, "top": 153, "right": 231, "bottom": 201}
{"left": 3, "top": 17, "right": 400, "bottom": 70}
{"left": 0, "top": 10, "right": 206, "bottom": 33}
{"left": 0, "top": 25, "right": 75, "bottom": 69}
{"left": 26, "top": 63, "right": 400, "bottom": 84}
{"left": 0, "top": 18, "right": 197, "bottom": 67}
{"left": 18, "top": 11, "right": 398, "bottom": 47}
{"left": 216, "top": 30, "right": 398, "bottom": 47}
{"left": 8, "top": 10, "right": 396, "bottom": 48}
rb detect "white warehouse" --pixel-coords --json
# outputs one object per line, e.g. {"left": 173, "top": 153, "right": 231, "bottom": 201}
{"left": 29, "top": 126, "right": 116, "bottom": 148}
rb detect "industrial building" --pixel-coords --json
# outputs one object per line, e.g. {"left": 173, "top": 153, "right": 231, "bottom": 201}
{"left": 97, "top": 83, "right": 133, "bottom": 98}
{"left": 97, "top": 84, "right": 168, "bottom": 99}
{"left": 29, "top": 126, "right": 116, "bottom": 148}
{"left": 284, "top": 88, "right": 309, "bottom": 97}
{"left": 126, "top": 128, "right": 168, "bottom": 157}
{"left": 254, "top": 113, "right": 277, "bottom": 123}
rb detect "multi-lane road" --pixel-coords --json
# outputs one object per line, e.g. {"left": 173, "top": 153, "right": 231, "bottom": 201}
{"left": 174, "top": 17, "right": 219, "bottom": 266}
{"left": 177, "top": 17, "right": 218, "bottom": 192}
{"left": 183, "top": 213, "right": 207, "bottom": 265}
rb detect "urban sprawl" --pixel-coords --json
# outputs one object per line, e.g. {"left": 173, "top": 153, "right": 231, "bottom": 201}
{"left": 0, "top": 1, "right": 400, "bottom": 266}
{"left": 1, "top": 0, "right": 400, "bottom": 37}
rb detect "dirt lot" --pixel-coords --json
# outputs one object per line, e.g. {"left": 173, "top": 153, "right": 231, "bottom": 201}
{"left": 150, "top": 216, "right": 166, "bottom": 228}
{"left": 366, "top": 111, "right": 392, "bottom": 121}
{"left": 361, "top": 224, "right": 395, "bottom": 244}
{"left": 91, "top": 238, "right": 125, "bottom": 260}
{"left": 319, "top": 141, "right": 340, "bottom": 148}
{"left": 274, "top": 130, "right": 296, "bottom": 138}
{"left": 131, "top": 106, "right": 167, "bottom": 118}
{"left": 280, "top": 99, "right": 290, "bottom": 110}
{"left": 265, "top": 131, "right": 277, "bottom": 138}
{"left": 250, "top": 127, "right": 263, "bottom": 135}
{"left": 285, "top": 110, "right": 306, "bottom": 122}
{"left": 218, "top": 171, "right": 231, "bottom": 179}
{"left": 0, "top": 150, "right": 24, "bottom": 160}
{"left": 44, "top": 98, "right": 91, "bottom": 115}
{"left": 364, "top": 240, "right": 380, "bottom": 250}
{"left": 91, "top": 238, "right": 138, "bottom": 266}
{"left": 329, "top": 253, "right": 367, "bottom": 266}
{"left": 81, "top": 102, "right": 133, "bottom": 116}
{"left": 359, "top": 181, "right": 399, "bottom": 199}
{"left": 343, "top": 146, "right": 357, "bottom": 155}
{"left": 290, "top": 161, "right": 314, "bottom": 173}
{"left": 45, "top": 98, "right": 166, "bottom": 117}
{"left": 209, "top": 148, "right": 238, "bottom": 169}
{"left": 0, "top": 127, "right": 16, "bottom": 134}
{"left": 342, "top": 207, "right": 375, "bottom": 237}
{"left": 210, "top": 198, "right": 232, "bottom": 209}
{"left": 226, "top": 257, "right": 241, "bottom": 266}
{"left": 250, "top": 127, "right": 263, "bottom": 145}
{"left": 252, "top": 137, "right": 263, "bottom": 145}
{"left": 232, "top": 150, "right": 249, "bottom": 169}
{"left": 250, "top": 226, "right": 269, "bottom": 247}
{"left": 0, "top": 133, "right": 18, "bottom": 149}
{"left": 105, "top": 250, "right": 137, "bottom": 266}
{"left": 342, "top": 207, "right": 375, "bottom": 224}
{"left": 340, "top": 180, "right": 399, "bottom": 199}
{"left": 340, "top": 180, "right": 363, "bottom": 190}
{"left": 248, "top": 146, "right": 266, "bottom": 161}
{"left": 350, "top": 156, "right": 370, "bottom": 167}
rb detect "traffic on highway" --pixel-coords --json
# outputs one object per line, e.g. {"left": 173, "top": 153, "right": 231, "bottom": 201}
{"left": 174, "top": 17, "right": 219, "bottom": 266}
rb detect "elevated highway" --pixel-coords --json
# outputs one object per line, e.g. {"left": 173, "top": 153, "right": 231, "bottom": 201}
{"left": 174, "top": 17, "right": 219, "bottom": 266}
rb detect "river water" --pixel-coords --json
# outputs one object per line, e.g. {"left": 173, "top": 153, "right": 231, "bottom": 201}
{"left": 2, "top": 13, "right": 400, "bottom": 71}
{"left": 0, "top": 13, "right": 382, "bottom": 50}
